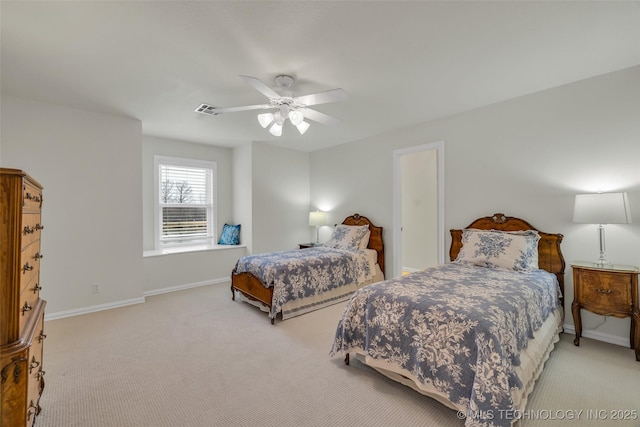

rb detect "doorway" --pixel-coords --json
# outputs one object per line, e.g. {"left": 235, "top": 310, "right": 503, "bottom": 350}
{"left": 392, "top": 141, "right": 444, "bottom": 278}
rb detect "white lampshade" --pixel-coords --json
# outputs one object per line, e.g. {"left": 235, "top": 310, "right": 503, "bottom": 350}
{"left": 289, "top": 109, "right": 304, "bottom": 126}
{"left": 296, "top": 121, "right": 310, "bottom": 135}
{"left": 309, "top": 211, "right": 328, "bottom": 227}
{"left": 257, "top": 113, "right": 274, "bottom": 128}
{"left": 269, "top": 122, "right": 283, "bottom": 136}
{"left": 573, "top": 192, "right": 631, "bottom": 224}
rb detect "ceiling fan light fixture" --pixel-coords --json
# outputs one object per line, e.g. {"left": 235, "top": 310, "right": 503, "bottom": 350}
{"left": 296, "top": 121, "right": 310, "bottom": 135}
{"left": 274, "top": 111, "right": 286, "bottom": 126}
{"left": 289, "top": 109, "right": 304, "bottom": 126}
{"left": 257, "top": 112, "right": 274, "bottom": 128}
{"left": 269, "top": 122, "right": 283, "bottom": 136}
{"left": 206, "top": 74, "right": 346, "bottom": 138}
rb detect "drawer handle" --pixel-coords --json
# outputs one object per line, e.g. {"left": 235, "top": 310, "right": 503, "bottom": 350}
{"left": 35, "top": 223, "right": 44, "bottom": 231}
{"left": 22, "top": 262, "right": 33, "bottom": 273}
{"left": 21, "top": 301, "right": 32, "bottom": 315}
{"left": 33, "top": 283, "right": 42, "bottom": 293}
{"left": 596, "top": 287, "right": 613, "bottom": 294}
{"left": 38, "top": 330, "right": 47, "bottom": 342}
{"left": 33, "top": 252, "right": 44, "bottom": 261}
{"left": 23, "top": 225, "right": 35, "bottom": 234}
{"left": 36, "top": 369, "right": 46, "bottom": 380}
{"left": 27, "top": 400, "right": 42, "bottom": 420}
{"left": 29, "top": 356, "right": 40, "bottom": 374}
{"left": 25, "top": 192, "right": 41, "bottom": 203}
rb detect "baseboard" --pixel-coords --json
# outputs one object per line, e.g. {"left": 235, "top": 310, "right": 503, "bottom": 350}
{"left": 143, "top": 277, "right": 228, "bottom": 297}
{"left": 45, "top": 277, "right": 229, "bottom": 321}
{"left": 45, "top": 297, "right": 146, "bottom": 321}
{"left": 562, "top": 324, "right": 631, "bottom": 348}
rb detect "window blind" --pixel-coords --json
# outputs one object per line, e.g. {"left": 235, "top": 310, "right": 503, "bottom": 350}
{"left": 158, "top": 162, "right": 214, "bottom": 244}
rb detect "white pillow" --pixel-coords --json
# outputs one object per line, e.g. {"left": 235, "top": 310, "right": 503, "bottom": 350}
{"left": 325, "top": 224, "right": 370, "bottom": 250}
{"left": 455, "top": 229, "right": 540, "bottom": 272}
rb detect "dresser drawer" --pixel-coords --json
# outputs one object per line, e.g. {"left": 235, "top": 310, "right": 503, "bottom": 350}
{"left": 577, "top": 269, "right": 632, "bottom": 314}
{"left": 19, "top": 242, "right": 42, "bottom": 295}
{"left": 26, "top": 314, "right": 45, "bottom": 426}
{"left": 19, "top": 288, "right": 40, "bottom": 333}
{"left": 22, "top": 180, "right": 42, "bottom": 214}
{"left": 21, "top": 213, "right": 43, "bottom": 250}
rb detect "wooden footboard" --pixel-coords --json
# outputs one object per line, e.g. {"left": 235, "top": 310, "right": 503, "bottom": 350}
{"left": 230, "top": 269, "right": 275, "bottom": 324}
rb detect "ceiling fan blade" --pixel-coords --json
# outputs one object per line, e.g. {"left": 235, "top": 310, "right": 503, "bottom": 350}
{"left": 301, "top": 108, "right": 342, "bottom": 126}
{"left": 239, "top": 75, "right": 281, "bottom": 99}
{"left": 295, "top": 88, "right": 347, "bottom": 107}
{"left": 212, "top": 104, "right": 273, "bottom": 114}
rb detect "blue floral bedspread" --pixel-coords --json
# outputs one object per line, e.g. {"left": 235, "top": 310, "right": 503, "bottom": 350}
{"left": 330, "top": 263, "right": 561, "bottom": 427}
{"left": 234, "top": 246, "right": 373, "bottom": 319}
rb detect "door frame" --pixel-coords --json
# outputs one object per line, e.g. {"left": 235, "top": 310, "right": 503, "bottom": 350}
{"left": 392, "top": 140, "right": 445, "bottom": 278}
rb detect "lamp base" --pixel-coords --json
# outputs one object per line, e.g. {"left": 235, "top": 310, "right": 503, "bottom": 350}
{"left": 595, "top": 225, "right": 613, "bottom": 268}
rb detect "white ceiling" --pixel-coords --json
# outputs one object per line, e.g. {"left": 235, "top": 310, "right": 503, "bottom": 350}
{"left": 2, "top": 1, "right": 640, "bottom": 152}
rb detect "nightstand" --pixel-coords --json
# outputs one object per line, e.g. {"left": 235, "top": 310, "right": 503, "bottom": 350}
{"left": 299, "top": 243, "right": 317, "bottom": 249}
{"left": 571, "top": 261, "right": 640, "bottom": 361}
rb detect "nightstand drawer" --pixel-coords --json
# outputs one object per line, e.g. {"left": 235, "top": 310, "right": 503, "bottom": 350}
{"left": 577, "top": 269, "right": 632, "bottom": 314}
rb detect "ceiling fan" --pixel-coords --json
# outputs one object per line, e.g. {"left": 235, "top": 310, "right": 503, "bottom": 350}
{"left": 195, "top": 75, "right": 347, "bottom": 136}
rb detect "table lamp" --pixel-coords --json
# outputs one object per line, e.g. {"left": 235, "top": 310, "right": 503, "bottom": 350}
{"left": 309, "top": 211, "right": 328, "bottom": 244}
{"left": 573, "top": 192, "right": 631, "bottom": 266}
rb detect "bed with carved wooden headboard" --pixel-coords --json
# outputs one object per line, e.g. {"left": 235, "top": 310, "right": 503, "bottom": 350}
{"left": 231, "top": 214, "right": 384, "bottom": 324}
{"left": 450, "top": 212, "right": 566, "bottom": 303}
{"left": 332, "top": 213, "right": 565, "bottom": 427}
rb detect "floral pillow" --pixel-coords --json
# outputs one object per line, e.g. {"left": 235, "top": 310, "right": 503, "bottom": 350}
{"left": 455, "top": 229, "right": 540, "bottom": 272}
{"left": 218, "top": 224, "right": 241, "bottom": 245}
{"left": 325, "top": 224, "right": 370, "bottom": 250}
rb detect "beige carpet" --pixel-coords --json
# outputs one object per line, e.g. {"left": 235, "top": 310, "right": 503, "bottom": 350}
{"left": 38, "top": 283, "right": 640, "bottom": 427}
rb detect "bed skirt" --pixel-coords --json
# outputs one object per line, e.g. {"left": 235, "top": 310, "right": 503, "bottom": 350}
{"left": 235, "top": 265, "right": 385, "bottom": 320}
{"left": 352, "top": 307, "right": 563, "bottom": 414}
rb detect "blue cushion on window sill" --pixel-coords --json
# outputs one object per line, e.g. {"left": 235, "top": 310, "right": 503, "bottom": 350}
{"left": 219, "top": 224, "right": 241, "bottom": 245}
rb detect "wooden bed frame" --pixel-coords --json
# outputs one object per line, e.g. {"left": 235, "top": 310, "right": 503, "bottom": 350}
{"left": 450, "top": 212, "right": 566, "bottom": 305}
{"left": 231, "top": 213, "right": 385, "bottom": 324}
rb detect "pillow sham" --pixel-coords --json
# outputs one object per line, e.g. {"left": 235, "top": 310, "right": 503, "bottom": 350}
{"left": 455, "top": 228, "right": 540, "bottom": 272}
{"left": 325, "top": 224, "right": 370, "bottom": 250}
{"left": 218, "top": 223, "right": 241, "bottom": 245}
{"left": 358, "top": 230, "right": 371, "bottom": 249}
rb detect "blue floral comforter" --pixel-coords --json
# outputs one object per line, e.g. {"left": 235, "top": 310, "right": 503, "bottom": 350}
{"left": 234, "top": 246, "right": 373, "bottom": 319}
{"left": 330, "top": 263, "right": 561, "bottom": 427}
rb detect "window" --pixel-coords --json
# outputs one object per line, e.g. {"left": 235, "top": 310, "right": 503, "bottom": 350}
{"left": 154, "top": 156, "right": 216, "bottom": 252}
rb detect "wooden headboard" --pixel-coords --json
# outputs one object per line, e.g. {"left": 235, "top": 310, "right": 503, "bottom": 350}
{"left": 342, "top": 213, "right": 385, "bottom": 274}
{"left": 449, "top": 213, "right": 565, "bottom": 302}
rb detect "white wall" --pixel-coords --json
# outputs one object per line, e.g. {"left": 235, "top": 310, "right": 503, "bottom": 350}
{"left": 310, "top": 65, "right": 640, "bottom": 346}
{"left": 1, "top": 96, "right": 144, "bottom": 313}
{"left": 250, "top": 143, "right": 311, "bottom": 254}
{"left": 233, "top": 143, "right": 253, "bottom": 252}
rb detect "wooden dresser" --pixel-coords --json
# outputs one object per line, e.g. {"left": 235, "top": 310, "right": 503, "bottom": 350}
{"left": 1, "top": 168, "right": 47, "bottom": 426}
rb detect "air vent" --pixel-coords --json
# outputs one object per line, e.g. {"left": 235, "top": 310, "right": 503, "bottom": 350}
{"left": 194, "top": 103, "right": 220, "bottom": 116}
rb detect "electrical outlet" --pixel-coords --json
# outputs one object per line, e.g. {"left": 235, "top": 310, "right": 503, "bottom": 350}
{"left": 91, "top": 284, "right": 101, "bottom": 294}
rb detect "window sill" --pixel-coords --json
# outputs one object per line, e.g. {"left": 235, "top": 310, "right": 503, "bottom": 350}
{"left": 143, "top": 244, "right": 246, "bottom": 258}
